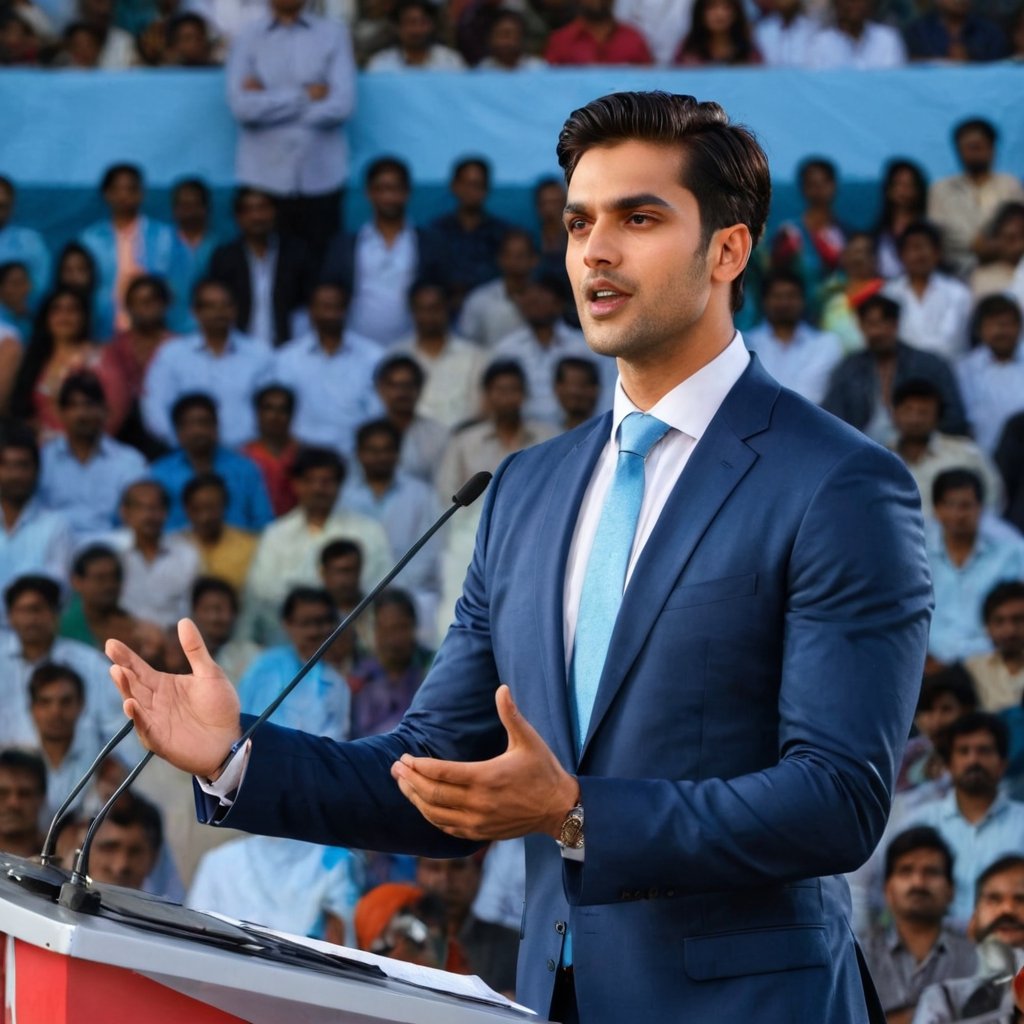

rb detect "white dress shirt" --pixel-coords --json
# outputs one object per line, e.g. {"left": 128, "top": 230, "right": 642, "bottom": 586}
{"left": 347, "top": 223, "right": 418, "bottom": 346}
{"left": 956, "top": 343, "right": 1024, "bottom": 454}
{"left": 883, "top": 273, "right": 973, "bottom": 361}
{"left": 810, "top": 22, "right": 906, "bottom": 68}
{"left": 562, "top": 333, "right": 750, "bottom": 665}
{"left": 754, "top": 14, "right": 821, "bottom": 67}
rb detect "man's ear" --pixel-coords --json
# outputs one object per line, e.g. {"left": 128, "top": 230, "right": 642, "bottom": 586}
{"left": 709, "top": 223, "right": 753, "bottom": 289}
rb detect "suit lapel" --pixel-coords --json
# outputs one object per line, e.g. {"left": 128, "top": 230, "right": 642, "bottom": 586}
{"left": 578, "top": 361, "right": 777, "bottom": 763}
{"left": 533, "top": 413, "right": 612, "bottom": 771}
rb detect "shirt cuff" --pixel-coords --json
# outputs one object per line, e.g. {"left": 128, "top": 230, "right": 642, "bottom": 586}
{"left": 195, "top": 739, "right": 251, "bottom": 807}
{"left": 559, "top": 844, "right": 585, "bottom": 863}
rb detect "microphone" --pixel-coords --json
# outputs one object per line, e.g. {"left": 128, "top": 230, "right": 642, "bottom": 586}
{"left": 57, "top": 471, "right": 492, "bottom": 912}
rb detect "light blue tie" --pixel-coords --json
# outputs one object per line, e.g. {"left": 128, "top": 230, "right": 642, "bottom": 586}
{"left": 569, "top": 412, "right": 670, "bottom": 755}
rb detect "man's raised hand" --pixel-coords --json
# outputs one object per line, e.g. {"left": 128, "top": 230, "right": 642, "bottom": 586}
{"left": 106, "top": 618, "right": 242, "bottom": 779}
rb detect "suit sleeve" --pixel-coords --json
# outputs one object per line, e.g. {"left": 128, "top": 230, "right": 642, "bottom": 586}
{"left": 563, "top": 443, "right": 932, "bottom": 906}
{"left": 203, "top": 456, "right": 515, "bottom": 856}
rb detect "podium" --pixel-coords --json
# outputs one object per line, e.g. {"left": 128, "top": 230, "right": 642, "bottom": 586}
{"left": 0, "top": 857, "right": 542, "bottom": 1024}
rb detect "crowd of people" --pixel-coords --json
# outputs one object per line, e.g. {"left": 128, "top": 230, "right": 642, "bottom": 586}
{"left": 3, "top": 0, "right": 1024, "bottom": 69}
{"left": 2, "top": 4, "right": 1024, "bottom": 1014}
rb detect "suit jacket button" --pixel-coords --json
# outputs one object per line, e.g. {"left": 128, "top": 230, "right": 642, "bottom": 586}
{"left": 546, "top": 959, "right": 557, "bottom": 972}
{"left": 555, "top": 921, "right": 566, "bottom": 934}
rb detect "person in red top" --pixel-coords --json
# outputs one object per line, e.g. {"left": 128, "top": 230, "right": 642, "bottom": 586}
{"left": 241, "top": 384, "right": 299, "bottom": 517}
{"left": 544, "top": 0, "right": 652, "bottom": 64}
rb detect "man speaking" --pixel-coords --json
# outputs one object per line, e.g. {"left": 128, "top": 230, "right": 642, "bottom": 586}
{"left": 108, "top": 92, "right": 931, "bottom": 1024}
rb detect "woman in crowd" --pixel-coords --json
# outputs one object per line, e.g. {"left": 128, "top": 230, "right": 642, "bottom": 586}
{"left": 675, "top": 0, "right": 761, "bottom": 65}
{"left": 874, "top": 158, "right": 929, "bottom": 278}
{"left": 818, "top": 231, "right": 886, "bottom": 351}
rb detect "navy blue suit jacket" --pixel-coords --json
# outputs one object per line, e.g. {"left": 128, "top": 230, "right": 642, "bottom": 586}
{"left": 207, "top": 356, "right": 932, "bottom": 1023}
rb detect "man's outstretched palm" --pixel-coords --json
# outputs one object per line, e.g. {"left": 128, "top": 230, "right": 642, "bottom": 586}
{"left": 107, "top": 619, "right": 242, "bottom": 779}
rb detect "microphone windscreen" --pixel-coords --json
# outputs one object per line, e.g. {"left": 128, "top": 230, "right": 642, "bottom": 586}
{"left": 453, "top": 471, "right": 492, "bottom": 508}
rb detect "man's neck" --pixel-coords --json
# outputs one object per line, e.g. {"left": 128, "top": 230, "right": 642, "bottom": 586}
{"left": 896, "top": 435, "right": 930, "bottom": 465}
{"left": 19, "top": 637, "right": 52, "bottom": 663}
{"left": 999, "top": 650, "right": 1024, "bottom": 674}
{"left": 366, "top": 476, "right": 394, "bottom": 498}
{"left": 196, "top": 523, "right": 225, "bottom": 546}
{"left": 112, "top": 212, "right": 139, "bottom": 230}
{"left": 246, "top": 236, "right": 271, "bottom": 259}
{"left": 531, "top": 323, "right": 555, "bottom": 347}
{"left": 895, "top": 917, "right": 943, "bottom": 964}
{"left": 944, "top": 532, "right": 977, "bottom": 567}
{"left": 178, "top": 225, "right": 206, "bottom": 245}
{"left": 204, "top": 331, "right": 230, "bottom": 354}
{"left": 68, "top": 434, "right": 101, "bottom": 463}
{"left": 373, "top": 213, "right": 407, "bottom": 243}
{"left": 1, "top": 496, "right": 28, "bottom": 530}
{"left": 379, "top": 654, "right": 413, "bottom": 678}
{"left": 135, "top": 535, "right": 163, "bottom": 561}
{"left": 388, "top": 410, "right": 413, "bottom": 432}
{"left": 40, "top": 734, "right": 73, "bottom": 769}
{"left": 581, "top": 14, "right": 614, "bottom": 40}
{"left": 966, "top": 168, "right": 994, "bottom": 186}
{"left": 770, "top": 322, "right": 798, "bottom": 344}
{"left": 839, "top": 17, "right": 866, "bottom": 38}
{"left": 563, "top": 411, "right": 589, "bottom": 431}
{"left": 956, "top": 788, "right": 997, "bottom": 824}
{"left": 415, "top": 332, "right": 446, "bottom": 357}
{"left": 493, "top": 414, "right": 522, "bottom": 444}
{"left": 402, "top": 43, "right": 431, "bottom": 65}
{"left": 186, "top": 449, "right": 215, "bottom": 475}
{"left": 908, "top": 272, "right": 932, "bottom": 297}
{"left": 304, "top": 508, "right": 331, "bottom": 529}
{"left": 318, "top": 332, "right": 343, "bottom": 356}
{"left": 456, "top": 207, "right": 483, "bottom": 231}
{"left": 258, "top": 433, "right": 292, "bottom": 456}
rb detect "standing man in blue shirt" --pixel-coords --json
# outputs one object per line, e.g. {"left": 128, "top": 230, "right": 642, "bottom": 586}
{"left": 226, "top": 0, "right": 356, "bottom": 268}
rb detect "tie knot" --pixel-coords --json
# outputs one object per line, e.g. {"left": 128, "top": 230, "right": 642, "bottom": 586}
{"left": 618, "top": 412, "right": 670, "bottom": 459}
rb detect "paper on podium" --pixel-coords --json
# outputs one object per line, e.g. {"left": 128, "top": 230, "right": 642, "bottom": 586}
{"left": 206, "top": 912, "right": 536, "bottom": 1016}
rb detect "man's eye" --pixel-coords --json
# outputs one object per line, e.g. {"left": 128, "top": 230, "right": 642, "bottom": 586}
{"left": 629, "top": 214, "right": 650, "bottom": 225}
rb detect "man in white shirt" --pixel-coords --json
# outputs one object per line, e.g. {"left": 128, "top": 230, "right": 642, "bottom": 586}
{"left": 810, "top": 0, "right": 906, "bottom": 67}
{"left": 365, "top": 0, "right": 466, "bottom": 69}
{"left": 755, "top": 0, "right": 820, "bottom": 66}
{"left": 745, "top": 269, "right": 843, "bottom": 404}
{"left": 458, "top": 229, "right": 535, "bottom": 349}
{"left": 956, "top": 294, "right": 1024, "bottom": 454}
{"left": 884, "top": 223, "right": 973, "bottom": 362}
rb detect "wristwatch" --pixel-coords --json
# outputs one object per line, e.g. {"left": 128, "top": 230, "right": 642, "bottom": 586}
{"left": 557, "top": 803, "right": 584, "bottom": 858}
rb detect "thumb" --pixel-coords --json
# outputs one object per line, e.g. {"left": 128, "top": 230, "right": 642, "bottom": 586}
{"left": 178, "top": 618, "right": 218, "bottom": 676}
{"left": 496, "top": 684, "right": 531, "bottom": 749}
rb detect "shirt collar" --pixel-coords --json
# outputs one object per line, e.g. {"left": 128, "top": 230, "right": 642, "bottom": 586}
{"left": 611, "top": 331, "right": 750, "bottom": 444}
{"left": 268, "top": 13, "right": 311, "bottom": 29}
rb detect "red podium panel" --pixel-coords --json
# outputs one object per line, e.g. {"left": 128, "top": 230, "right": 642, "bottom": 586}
{"left": 6, "top": 938, "right": 248, "bottom": 1024}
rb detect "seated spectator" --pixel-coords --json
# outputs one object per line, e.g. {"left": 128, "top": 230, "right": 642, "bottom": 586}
{"left": 914, "top": 854, "right": 1024, "bottom": 1022}
{"left": 674, "top": 0, "right": 760, "bottom": 65}
{"left": 354, "top": 882, "right": 448, "bottom": 967}
{"left": 10, "top": 287, "right": 104, "bottom": 440}
{"left": 397, "top": 280, "right": 483, "bottom": 429}
{"left": 458, "top": 229, "right": 535, "bottom": 349}
{"left": 170, "top": 178, "right": 219, "bottom": 300}
{"left": 476, "top": 9, "right": 546, "bottom": 68}
{"left": 532, "top": 176, "right": 569, "bottom": 284}
{"left": 38, "top": 371, "right": 146, "bottom": 542}
{"left": 861, "top": 827, "right": 976, "bottom": 1023}
{"left": 415, "top": 856, "right": 484, "bottom": 974}
{"left": 77, "top": 0, "right": 136, "bottom": 68}
{"left": 754, "top": 0, "right": 820, "bottom": 67}
{"left": 271, "top": 281, "right": 383, "bottom": 456}
{"left": 163, "top": 10, "right": 215, "bottom": 64}
{"left": 28, "top": 663, "right": 103, "bottom": 821}
{"left": 903, "top": 712, "right": 1024, "bottom": 927}
{"left": 150, "top": 392, "right": 272, "bottom": 532}
{"left": 88, "top": 793, "right": 177, "bottom": 898}
{"left": 491, "top": 272, "right": 597, "bottom": 425}
{"left": 823, "top": 294, "right": 967, "bottom": 445}
{"left": 995, "top": 409, "right": 1024, "bottom": 534}
{"left": 927, "top": 468, "right": 1024, "bottom": 666}
{"left": 348, "top": 588, "right": 433, "bottom": 738}
{"left": 745, "top": 270, "right": 844, "bottom": 404}
{"left": 374, "top": 354, "right": 449, "bottom": 484}
{"left": 884, "top": 222, "right": 973, "bottom": 361}
{"left": 964, "top": 582, "right": 1024, "bottom": 712}
{"left": 0, "top": 749, "right": 46, "bottom": 857}
{"left": 351, "top": 0, "right": 397, "bottom": 66}
{"left": 928, "top": 118, "right": 1024, "bottom": 278}
{"left": 956, "top": 294, "right": 1024, "bottom": 455}
{"left": 242, "top": 447, "right": 390, "bottom": 645}
{"left": 0, "top": 426, "right": 73, "bottom": 607}
{"left": 768, "top": 157, "right": 848, "bottom": 316}
{"left": 98, "top": 273, "right": 177, "bottom": 455}
{"left": 184, "top": 0, "right": 266, "bottom": 50}
{"left": 339, "top": 421, "right": 441, "bottom": 634}
{"left": 810, "top": 0, "right": 906, "bottom": 67}
{"left": 241, "top": 384, "right": 299, "bottom": 517}
{"left": 321, "top": 157, "right": 442, "bottom": 349}
{"left": 544, "top": 0, "right": 652, "bottom": 63}
{"left": 874, "top": 159, "right": 930, "bottom": 280}
{"left": 60, "top": 544, "right": 164, "bottom": 664}
{"left": 187, "top": 836, "right": 363, "bottom": 945}
{"left": 186, "top": 575, "right": 262, "bottom": 683}
{"left": 905, "top": 0, "right": 1009, "bottom": 63}
{"left": 366, "top": 0, "right": 466, "bottom": 69}
{"left": 888, "top": 378, "right": 1003, "bottom": 518}
{"left": 58, "top": 19, "right": 104, "bottom": 66}
{"left": 0, "top": 8, "right": 46, "bottom": 66}
{"left": 0, "top": 259, "right": 32, "bottom": 341}
{"left": 53, "top": 241, "right": 101, "bottom": 337}
{"left": 898, "top": 667, "right": 978, "bottom": 793}
{"left": 319, "top": 538, "right": 373, "bottom": 663}
{"left": 141, "top": 278, "right": 273, "bottom": 448}
{"left": 554, "top": 355, "right": 602, "bottom": 432}
{"left": 0, "top": 574, "right": 121, "bottom": 750}
{"left": 178, "top": 474, "right": 259, "bottom": 594}
{"left": 970, "top": 201, "right": 1024, "bottom": 299}
{"left": 0, "top": 176, "right": 51, "bottom": 307}
{"left": 238, "top": 586, "right": 351, "bottom": 738}
{"left": 208, "top": 187, "right": 312, "bottom": 349}
{"left": 428, "top": 158, "right": 511, "bottom": 306}
{"left": 79, "top": 163, "right": 188, "bottom": 339}
{"left": 109, "top": 480, "right": 201, "bottom": 630}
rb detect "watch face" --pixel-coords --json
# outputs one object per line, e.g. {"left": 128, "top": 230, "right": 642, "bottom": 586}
{"left": 560, "top": 815, "right": 584, "bottom": 849}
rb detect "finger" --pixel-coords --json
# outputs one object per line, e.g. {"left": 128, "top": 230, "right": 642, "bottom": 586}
{"left": 393, "top": 772, "right": 476, "bottom": 832}
{"left": 396, "top": 753, "right": 478, "bottom": 786}
{"left": 495, "top": 684, "right": 538, "bottom": 749}
{"left": 106, "top": 636, "right": 155, "bottom": 679}
{"left": 110, "top": 662, "right": 153, "bottom": 704}
{"left": 178, "top": 618, "right": 220, "bottom": 676}
{"left": 392, "top": 760, "right": 477, "bottom": 810}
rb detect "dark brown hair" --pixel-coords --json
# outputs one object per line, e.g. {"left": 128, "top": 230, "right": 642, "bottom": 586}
{"left": 556, "top": 91, "right": 771, "bottom": 311}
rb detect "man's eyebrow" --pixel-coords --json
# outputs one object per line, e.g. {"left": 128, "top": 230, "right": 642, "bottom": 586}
{"left": 564, "top": 194, "right": 673, "bottom": 217}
